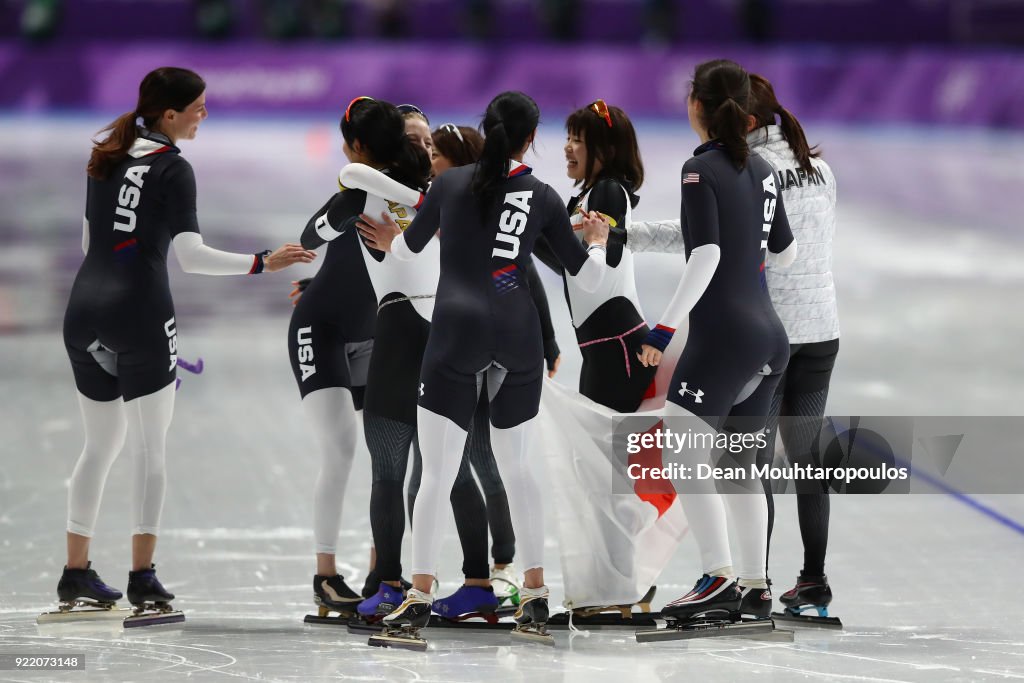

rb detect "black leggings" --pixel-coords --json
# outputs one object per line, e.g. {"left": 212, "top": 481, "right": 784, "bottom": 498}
{"left": 758, "top": 338, "right": 839, "bottom": 578}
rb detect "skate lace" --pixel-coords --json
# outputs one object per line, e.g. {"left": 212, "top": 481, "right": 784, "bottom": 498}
{"left": 563, "top": 600, "right": 590, "bottom": 638}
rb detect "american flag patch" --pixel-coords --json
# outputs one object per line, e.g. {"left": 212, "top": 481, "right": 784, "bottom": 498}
{"left": 683, "top": 173, "right": 701, "bottom": 184}
{"left": 492, "top": 264, "right": 520, "bottom": 295}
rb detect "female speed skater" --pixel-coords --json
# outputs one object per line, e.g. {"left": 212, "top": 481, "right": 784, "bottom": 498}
{"left": 419, "top": 122, "right": 560, "bottom": 619}
{"left": 636, "top": 59, "right": 797, "bottom": 628}
{"left": 294, "top": 96, "right": 432, "bottom": 621}
{"left": 747, "top": 73, "right": 841, "bottom": 625}
{"left": 338, "top": 120, "right": 561, "bottom": 621}
{"left": 54, "top": 67, "right": 313, "bottom": 625}
{"left": 534, "top": 100, "right": 655, "bottom": 413}
{"left": 356, "top": 90, "right": 610, "bottom": 648}
{"left": 530, "top": 100, "right": 664, "bottom": 619}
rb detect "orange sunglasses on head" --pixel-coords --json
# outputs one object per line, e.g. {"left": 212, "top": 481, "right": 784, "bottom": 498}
{"left": 589, "top": 99, "right": 613, "bottom": 128}
{"left": 345, "top": 96, "right": 375, "bottom": 122}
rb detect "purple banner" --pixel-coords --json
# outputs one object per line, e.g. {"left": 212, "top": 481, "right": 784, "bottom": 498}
{"left": 0, "top": 0, "right": 964, "bottom": 44}
{"left": 2, "top": 43, "right": 1024, "bottom": 128}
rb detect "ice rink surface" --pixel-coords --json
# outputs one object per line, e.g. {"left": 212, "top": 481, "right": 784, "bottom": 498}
{"left": 2, "top": 117, "right": 1024, "bottom": 681}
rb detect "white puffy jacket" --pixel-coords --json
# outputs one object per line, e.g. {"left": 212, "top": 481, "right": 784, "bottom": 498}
{"left": 748, "top": 125, "right": 839, "bottom": 343}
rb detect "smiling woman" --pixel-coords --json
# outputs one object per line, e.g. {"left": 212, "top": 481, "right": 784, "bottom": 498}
{"left": 54, "top": 66, "right": 314, "bottom": 628}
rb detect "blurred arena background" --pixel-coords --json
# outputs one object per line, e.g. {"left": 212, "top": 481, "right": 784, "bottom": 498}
{"left": 2, "top": 2, "right": 1024, "bottom": 681}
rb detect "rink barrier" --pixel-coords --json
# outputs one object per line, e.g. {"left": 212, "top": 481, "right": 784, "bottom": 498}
{"left": 2, "top": 45, "right": 1024, "bottom": 129}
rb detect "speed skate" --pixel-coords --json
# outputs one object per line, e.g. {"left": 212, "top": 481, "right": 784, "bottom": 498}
{"left": 123, "top": 602, "right": 185, "bottom": 628}
{"left": 635, "top": 616, "right": 788, "bottom": 643}
{"left": 37, "top": 600, "right": 131, "bottom": 625}
{"left": 771, "top": 575, "right": 843, "bottom": 629}
{"left": 39, "top": 564, "right": 131, "bottom": 625}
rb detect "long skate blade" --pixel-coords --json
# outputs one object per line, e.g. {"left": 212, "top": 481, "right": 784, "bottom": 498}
{"left": 636, "top": 619, "right": 774, "bottom": 643}
{"left": 729, "top": 619, "right": 795, "bottom": 642}
{"left": 511, "top": 626, "right": 554, "bottom": 646}
{"left": 347, "top": 616, "right": 384, "bottom": 634}
{"left": 304, "top": 613, "right": 354, "bottom": 626}
{"left": 771, "top": 611, "right": 843, "bottom": 629}
{"left": 368, "top": 633, "right": 427, "bottom": 652}
{"left": 123, "top": 610, "right": 185, "bottom": 628}
{"left": 428, "top": 614, "right": 515, "bottom": 630}
{"left": 37, "top": 607, "right": 131, "bottom": 625}
{"left": 547, "top": 610, "right": 662, "bottom": 631}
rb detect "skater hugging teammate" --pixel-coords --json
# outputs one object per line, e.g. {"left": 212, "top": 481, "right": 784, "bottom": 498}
{"left": 290, "top": 96, "right": 430, "bottom": 620}
{"left": 50, "top": 67, "right": 313, "bottom": 626}
{"left": 533, "top": 100, "right": 655, "bottom": 413}
{"left": 357, "top": 91, "right": 611, "bottom": 648}
{"left": 48, "top": 62, "right": 838, "bottom": 642}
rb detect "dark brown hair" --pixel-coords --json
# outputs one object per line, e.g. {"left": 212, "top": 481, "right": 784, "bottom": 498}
{"left": 341, "top": 98, "right": 431, "bottom": 192}
{"left": 690, "top": 59, "right": 752, "bottom": 168}
{"left": 472, "top": 91, "right": 539, "bottom": 204}
{"left": 565, "top": 103, "right": 644, "bottom": 191}
{"left": 432, "top": 125, "right": 484, "bottom": 167}
{"left": 748, "top": 73, "right": 821, "bottom": 175}
{"left": 88, "top": 67, "right": 206, "bottom": 180}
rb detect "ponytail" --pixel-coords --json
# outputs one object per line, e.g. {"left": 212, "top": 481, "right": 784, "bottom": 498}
{"left": 471, "top": 120, "right": 511, "bottom": 203}
{"left": 87, "top": 67, "right": 205, "bottom": 180}
{"left": 775, "top": 104, "right": 820, "bottom": 176}
{"left": 87, "top": 111, "right": 140, "bottom": 180}
{"left": 690, "top": 59, "right": 752, "bottom": 169}
{"left": 748, "top": 72, "right": 820, "bottom": 176}
{"left": 471, "top": 91, "right": 540, "bottom": 209}
{"left": 710, "top": 97, "right": 750, "bottom": 169}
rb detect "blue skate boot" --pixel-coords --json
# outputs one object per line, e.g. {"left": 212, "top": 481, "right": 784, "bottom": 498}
{"left": 357, "top": 582, "right": 405, "bottom": 622}
{"left": 432, "top": 585, "right": 501, "bottom": 623}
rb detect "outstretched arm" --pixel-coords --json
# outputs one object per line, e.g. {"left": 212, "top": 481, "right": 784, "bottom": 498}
{"left": 338, "top": 163, "right": 425, "bottom": 209}
{"left": 174, "top": 233, "right": 315, "bottom": 275}
{"left": 627, "top": 219, "right": 686, "bottom": 254}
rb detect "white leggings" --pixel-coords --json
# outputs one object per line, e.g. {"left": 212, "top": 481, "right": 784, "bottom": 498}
{"left": 663, "top": 401, "right": 768, "bottom": 582}
{"left": 304, "top": 387, "right": 360, "bottom": 555}
{"left": 67, "top": 382, "right": 175, "bottom": 537}
{"left": 411, "top": 406, "right": 544, "bottom": 577}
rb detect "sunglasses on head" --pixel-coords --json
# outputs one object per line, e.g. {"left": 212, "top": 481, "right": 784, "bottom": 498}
{"left": 438, "top": 123, "right": 464, "bottom": 144}
{"left": 344, "top": 96, "right": 375, "bottom": 123}
{"left": 397, "top": 103, "right": 429, "bottom": 124}
{"left": 589, "top": 99, "right": 613, "bottom": 128}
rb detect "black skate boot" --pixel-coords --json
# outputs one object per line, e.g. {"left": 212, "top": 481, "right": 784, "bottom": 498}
{"left": 57, "top": 563, "right": 123, "bottom": 605}
{"left": 313, "top": 574, "right": 361, "bottom": 619}
{"left": 662, "top": 575, "right": 741, "bottom": 623}
{"left": 124, "top": 565, "right": 184, "bottom": 628}
{"left": 512, "top": 586, "right": 553, "bottom": 645}
{"left": 368, "top": 588, "right": 433, "bottom": 651}
{"left": 636, "top": 576, "right": 781, "bottom": 643}
{"left": 38, "top": 563, "right": 129, "bottom": 623}
{"left": 737, "top": 585, "right": 773, "bottom": 620}
{"left": 773, "top": 574, "right": 842, "bottom": 629}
